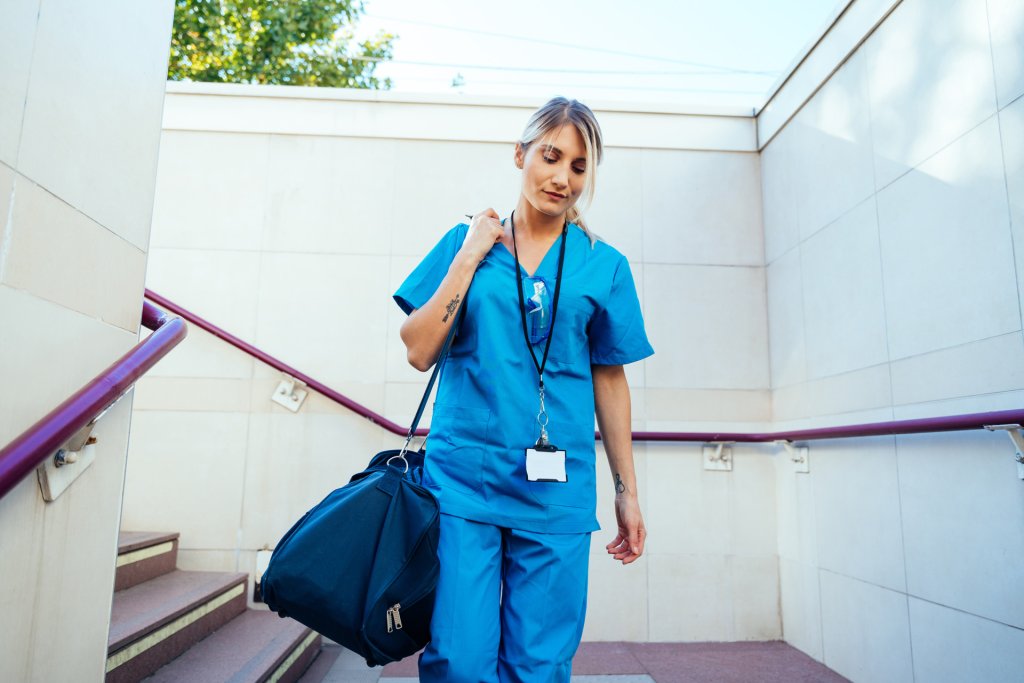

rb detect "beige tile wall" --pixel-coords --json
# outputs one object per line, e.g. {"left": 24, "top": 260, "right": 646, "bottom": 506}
{"left": 0, "top": 1, "right": 174, "bottom": 681}
{"left": 763, "top": 0, "right": 1024, "bottom": 680}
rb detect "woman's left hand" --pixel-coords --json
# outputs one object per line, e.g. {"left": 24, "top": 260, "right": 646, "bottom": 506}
{"left": 606, "top": 494, "right": 646, "bottom": 564}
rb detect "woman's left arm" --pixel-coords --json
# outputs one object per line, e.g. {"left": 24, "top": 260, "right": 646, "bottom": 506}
{"left": 592, "top": 363, "right": 646, "bottom": 565}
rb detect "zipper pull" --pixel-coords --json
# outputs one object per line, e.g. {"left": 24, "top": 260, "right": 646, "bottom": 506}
{"left": 386, "top": 606, "right": 394, "bottom": 633}
{"left": 392, "top": 603, "right": 403, "bottom": 630}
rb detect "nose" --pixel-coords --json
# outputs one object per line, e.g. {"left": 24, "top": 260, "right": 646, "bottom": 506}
{"left": 552, "top": 164, "right": 569, "bottom": 189}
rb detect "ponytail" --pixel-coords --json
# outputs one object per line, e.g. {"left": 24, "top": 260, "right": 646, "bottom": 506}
{"left": 566, "top": 205, "right": 599, "bottom": 248}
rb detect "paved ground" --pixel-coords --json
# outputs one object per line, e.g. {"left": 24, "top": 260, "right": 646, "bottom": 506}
{"left": 302, "top": 641, "right": 850, "bottom": 682}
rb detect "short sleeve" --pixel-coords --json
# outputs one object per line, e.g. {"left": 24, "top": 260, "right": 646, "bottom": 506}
{"left": 393, "top": 224, "right": 466, "bottom": 315}
{"left": 588, "top": 257, "right": 654, "bottom": 365}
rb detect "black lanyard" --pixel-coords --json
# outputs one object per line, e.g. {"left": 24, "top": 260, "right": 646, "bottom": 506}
{"left": 510, "top": 210, "right": 567, "bottom": 388}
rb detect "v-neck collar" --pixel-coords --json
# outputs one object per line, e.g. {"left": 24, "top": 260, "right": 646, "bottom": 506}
{"left": 497, "top": 220, "right": 572, "bottom": 279}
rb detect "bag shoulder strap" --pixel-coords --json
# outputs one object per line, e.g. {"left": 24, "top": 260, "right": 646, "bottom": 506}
{"left": 406, "top": 287, "right": 468, "bottom": 440}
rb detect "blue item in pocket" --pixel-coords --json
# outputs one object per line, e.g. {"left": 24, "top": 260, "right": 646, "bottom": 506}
{"left": 523, "top": 275, "right": 552, "bottom": 344}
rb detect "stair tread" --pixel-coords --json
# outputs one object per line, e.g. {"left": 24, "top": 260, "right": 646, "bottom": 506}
{"left": 109, "top": 570, "right": 248, "bottom": 651}
{"left": 118, "top": 531, "right": 180, "bottom": 555}
{"left": 295, "top": 644, "right": 341, "bottom": 683}
{"left": 142, "top": 610, "right": 315, "bottom": 683}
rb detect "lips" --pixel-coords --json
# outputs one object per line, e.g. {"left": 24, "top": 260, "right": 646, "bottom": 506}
{"left": 544, "top": 191, "right": 565, "bottom": 199}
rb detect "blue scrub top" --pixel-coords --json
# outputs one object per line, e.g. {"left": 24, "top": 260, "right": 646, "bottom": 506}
{"left": 393, "top": 221, "right": 654, "bottom": 534}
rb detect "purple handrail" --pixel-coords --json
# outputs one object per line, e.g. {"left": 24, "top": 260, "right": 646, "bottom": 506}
{"left": 143, "top": 289, "right": 1024, "bottom": 445}
{"left": 0, "top": 301, "right": 187, "bottom": 501}
{"left": 632, "top": 409, "right": 1024, "bottom": 442}
{"left": 144, "top": 289, "right": 414, "bottom": 436}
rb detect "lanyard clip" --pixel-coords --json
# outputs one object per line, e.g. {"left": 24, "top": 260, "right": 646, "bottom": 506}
{"left": 536, "top": 379, "right": 550, "bottom": 445}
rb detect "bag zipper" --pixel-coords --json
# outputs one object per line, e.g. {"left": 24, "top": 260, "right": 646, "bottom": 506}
{"left": 364, "top": 577, "right": 438, "bottom": 664}
{"left": 386, "top": 603, "right": 403, "bottom": 633}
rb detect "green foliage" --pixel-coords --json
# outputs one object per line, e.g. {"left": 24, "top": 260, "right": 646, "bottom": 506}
{"left": 168, "top": 0, "right": 396, "bottom": 88}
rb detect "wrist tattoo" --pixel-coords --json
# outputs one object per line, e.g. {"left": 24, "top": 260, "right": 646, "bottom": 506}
{"left": 442, "top": 293, "right": 462, "bottom": 323}
{"left": 614, "top": 473, "right": 626, "bottom": 494}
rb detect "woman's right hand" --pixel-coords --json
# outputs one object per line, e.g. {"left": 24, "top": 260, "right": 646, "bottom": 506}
{"left": 460, "top": 208, "right": 505, "bottom": 264}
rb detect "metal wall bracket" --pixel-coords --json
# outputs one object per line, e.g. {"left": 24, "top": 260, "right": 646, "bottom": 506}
{"left": 271, "top": 375, "right": 308, "bottom": 413}
{"left": 37, "top": 432, "right": 98, "bottom": 502}
{"left": 35, "top": 394, "right": 126, "bottom": 502}
{"left": 64, "top": 419, "right": 98, "bottom": 453}
{"left": 703, "top": 442, "right": 733, "bottom": 471}
{"left": 982, "top": 424, "right": 1024, "bottom": 480}
{"left": 774, "top": 440, "right": 810, "bottom": 473}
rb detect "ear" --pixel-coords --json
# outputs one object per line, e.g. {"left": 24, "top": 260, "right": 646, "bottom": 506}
{"left": 513, "top": 142, "right": 524, "bottom": 169}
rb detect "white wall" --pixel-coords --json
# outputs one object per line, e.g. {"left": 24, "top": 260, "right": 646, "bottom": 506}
{"left": 763, "top": 0, "right": 1024, "bottom": 680}
{"left": 125, "top": 85, "right": 777, "bottom": 643}
{"left": 0, "top": 1, "right": 174, "bottom": 681}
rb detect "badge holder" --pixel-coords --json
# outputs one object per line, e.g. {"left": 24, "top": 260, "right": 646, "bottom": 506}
{"left": 523, "top": 352, "right": 567, "bottom": 483}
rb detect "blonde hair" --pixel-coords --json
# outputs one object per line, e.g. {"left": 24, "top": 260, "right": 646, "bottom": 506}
{"left": 518, "top": 96, "right": 604, "bottom": 248}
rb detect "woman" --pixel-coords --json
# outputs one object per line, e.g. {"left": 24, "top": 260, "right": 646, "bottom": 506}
{"left": 393, "top": 96, "right": 653, "bottom": 682}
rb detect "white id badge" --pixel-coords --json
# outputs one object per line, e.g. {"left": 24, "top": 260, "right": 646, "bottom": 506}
{"left": 525, "top": 447, "right": 567, "bottom": 482}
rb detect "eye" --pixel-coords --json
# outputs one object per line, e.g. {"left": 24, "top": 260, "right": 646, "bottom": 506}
{"left": 573, "top": 166, "right": 586, "bottom": 174}
{"left": 543, "top": 156, "right": 556, "bottom": 163}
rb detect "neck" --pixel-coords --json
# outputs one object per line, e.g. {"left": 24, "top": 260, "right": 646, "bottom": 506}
{"left": 512, "top": 199, "right": 566, "bottom": 241}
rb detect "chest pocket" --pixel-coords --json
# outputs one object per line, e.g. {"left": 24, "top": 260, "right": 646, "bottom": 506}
{"left": 447, "top": 262, "right": 592, "bottom": 368}
{"left": 533, "top": 299, "right": 588, "bottom": 367}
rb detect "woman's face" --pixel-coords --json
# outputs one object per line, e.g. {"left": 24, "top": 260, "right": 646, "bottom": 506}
{"left": 515, "top": 124, "right": 588, "bottom": 220}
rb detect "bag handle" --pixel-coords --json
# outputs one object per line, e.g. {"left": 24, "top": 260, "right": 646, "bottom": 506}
{"left": 387, "top": 286, "right": 469, "bottom": 471}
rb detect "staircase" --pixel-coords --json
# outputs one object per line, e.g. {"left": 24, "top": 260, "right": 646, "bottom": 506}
{"left": 106, "top": 532, "right": 322, "bottom": 682}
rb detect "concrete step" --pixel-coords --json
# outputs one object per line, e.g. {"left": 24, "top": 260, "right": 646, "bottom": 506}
{"left": 294, "top": 644, "right": 341, "bottom": 683}
{"left": 116, "top": 531, "right": 180, "bottom": 591}
{"left": 142, "top": 610, "right": 320, "bottom": 683}
{"left": 106, "top": 570, "right": 248, "bottom": 683}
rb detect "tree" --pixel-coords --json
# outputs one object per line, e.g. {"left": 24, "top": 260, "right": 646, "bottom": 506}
{"left": 168, "top": 0, "right": 396, "bottom": 88}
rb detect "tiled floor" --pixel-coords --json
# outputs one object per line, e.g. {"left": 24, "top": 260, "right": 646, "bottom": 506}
{"left": 303, "top": 641, "right": 850, "bottom": 682}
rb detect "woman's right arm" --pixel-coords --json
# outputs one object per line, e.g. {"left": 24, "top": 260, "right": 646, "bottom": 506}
{"left": 399, "top": 209, "right": 504, "bottom": 371}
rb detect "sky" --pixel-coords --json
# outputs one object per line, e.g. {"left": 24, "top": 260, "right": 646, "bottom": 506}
{"left": 350, "top": 0, "right": 847, "bottom": 112}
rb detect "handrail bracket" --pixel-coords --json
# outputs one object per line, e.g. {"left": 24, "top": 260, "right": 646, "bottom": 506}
{"left": 774, "top": 439, "right": 810, "bottom": 473}
{"left": 38, "top": 396, "right": 129, "bottom": 501}
{"left": 39, "top": 421, "right": 100, "bottom": 502}
{"left": 271, "top": 375, "right": 309, "bottom": 413}
{"left": 982, "top": 423, "right": 1024, "bottom": 480}
{"left": 703, "top": 441, "right": 734, "bottom": 471}
{"left": 62, "top": 419, "right": 99, "bottom": 458}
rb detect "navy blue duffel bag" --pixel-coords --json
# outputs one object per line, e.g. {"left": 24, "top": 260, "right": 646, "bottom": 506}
{"left": 261, "top": 446, "right": 440, "bottom": 666}
{"left": 261, "top": 295, "right": 468, "bottom": 667}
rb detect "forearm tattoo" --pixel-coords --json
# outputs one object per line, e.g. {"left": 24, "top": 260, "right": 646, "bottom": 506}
{"left": 614, "top": 473, "right": 627, "bottom": 494}
{"left": 442, "top": 293, "right": 462, "bottom": 323}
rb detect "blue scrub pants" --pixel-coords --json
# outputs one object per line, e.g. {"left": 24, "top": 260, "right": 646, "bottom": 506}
{"left": 418, "top": 512, "right": 591, "bottom": 682}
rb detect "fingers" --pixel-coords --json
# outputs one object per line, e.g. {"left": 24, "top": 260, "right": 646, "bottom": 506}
{"left": 607, "top": 534, "right": 633, "bottom": 562}
{"left": 469, "top": 208, "right": 499, "bottom": 225}
{"left": 468, "top": 209, "right": 505, "bottom": 240}
{"left": 607, "top": 536, "right": 631, "bottom": 560}
{"left": 628, "top": 525, "right": 643, "bottom": 556}
{"left": 462, "top": 210, "right": 505, "bottom": 259}
{"left": 609, "top": 541, "right": 634, "bottom": 562}
{"left": 606, "top": 527, "right": 646, "bottom": 564}
{"left": 622, "top": 526, "right": 646, "bottom": 564}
